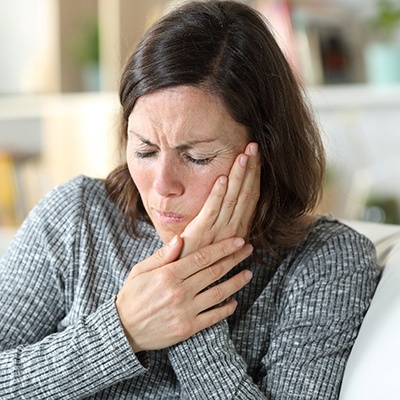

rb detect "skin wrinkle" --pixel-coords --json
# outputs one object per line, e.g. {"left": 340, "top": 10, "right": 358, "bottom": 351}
{"left": 126, "top": 85, "right": 249, "bottom": 244}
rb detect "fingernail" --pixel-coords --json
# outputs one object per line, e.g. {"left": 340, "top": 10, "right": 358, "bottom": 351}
{"left": 169, "top": 235, "right": 178, "bottom": 247}
{"left": 243, "top": 244, "right": 254, "bottom": 255}
{"left": 249, "top": 143, "right": 258, "bottom": 156}
{"left": 233, "top": 238, "right": 245, "bottom": 248}
{"left": 218, "top": 176, "right": 227, "bottom": 185}
{"left": 239, "top": 154, "right": 248, "bottom": 167}
{"left": 244, "top": 270, "right": 253, "bottom": 282}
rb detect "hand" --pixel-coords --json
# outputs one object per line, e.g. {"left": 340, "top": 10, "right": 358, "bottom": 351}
{"left": 180, "top": 142, "right": 260, "bottom": 257}
{"left": 115, "top": 235, "right": 253, "bottom": 353}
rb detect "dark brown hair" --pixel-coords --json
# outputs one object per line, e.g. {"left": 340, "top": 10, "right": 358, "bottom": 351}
{"left": 105, "top": 0, "right": 325, "bottom": 255}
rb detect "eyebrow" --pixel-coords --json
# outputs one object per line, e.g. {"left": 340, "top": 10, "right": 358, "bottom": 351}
{"left": 128, "top": 131, "right": 217, "bottom": 149}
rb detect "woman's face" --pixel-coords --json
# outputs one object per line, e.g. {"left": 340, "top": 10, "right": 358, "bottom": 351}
{"left": 127, "top": 85, "right": 249, "bottom": 243}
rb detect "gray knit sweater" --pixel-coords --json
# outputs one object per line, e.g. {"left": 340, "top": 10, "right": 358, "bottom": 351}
{"left": 0, "top": 176, "right": 380, "bottom": 399}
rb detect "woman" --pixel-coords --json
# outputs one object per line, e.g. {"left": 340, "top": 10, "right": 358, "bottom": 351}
{"left": 0, "top": 1, "right": 379, "bottom": 399}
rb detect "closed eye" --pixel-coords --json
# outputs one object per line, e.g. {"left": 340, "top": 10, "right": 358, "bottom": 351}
{"left": 183, "top": 154, "right": 215, "bottom": 165}
{"left": 134, "top": 151, "right": 215, "bottom": 165}
{"left": 135, "top": 151, "right": 157, "bottom": 159}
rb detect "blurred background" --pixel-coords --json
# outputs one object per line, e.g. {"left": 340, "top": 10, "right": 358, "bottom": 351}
{"left": 1, "top": 0, "right": 400, "bottom": 251}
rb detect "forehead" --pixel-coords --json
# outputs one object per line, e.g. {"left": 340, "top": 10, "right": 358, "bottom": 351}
{"left": 128, "top": 86, "right": 248, "bottom": 145}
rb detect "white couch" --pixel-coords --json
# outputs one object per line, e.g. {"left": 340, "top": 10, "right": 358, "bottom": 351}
{"left": 339, "top": 220, "right": 400, "bottom": 399}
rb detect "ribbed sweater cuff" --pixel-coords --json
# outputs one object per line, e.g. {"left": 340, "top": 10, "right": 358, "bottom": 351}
{"left": 0, "top": 298, "right": 147, "bottom": 399}
{"left": 168, "top": 321, "right": 248, "bottom": 399}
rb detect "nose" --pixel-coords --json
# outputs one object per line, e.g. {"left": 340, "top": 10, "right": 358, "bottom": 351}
{"left": 153, "top": 157, "right": 184, "bottom": 197}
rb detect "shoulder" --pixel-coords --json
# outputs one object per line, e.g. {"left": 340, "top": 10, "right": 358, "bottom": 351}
{"left": 32, "top": 175, "right": 116, "bottom": 221}
{"left": 26, "top": 176, "right": 105, "bottom": 229}
{"left": 40, "top": 175, "right": 107, "bottom": 209}
{"left": 278, "top": 216, "right": 380, "bottom": 294}
{"left": 269, "top": 216, "right": 381, "bottom": 330}
{"left": 36, "top": 175, "right": 160, "bottom": 253}
{"left": 299, "top": 216, "right": 377, "bottom": 265}
{"left": 1, "top": 176, "right": 112, "bottom": 279}
{"left": 13, "top": 175, "right": 120, "bottom": 247}
{"left": 28, "top": 175, "right": 103, "bottom": 212}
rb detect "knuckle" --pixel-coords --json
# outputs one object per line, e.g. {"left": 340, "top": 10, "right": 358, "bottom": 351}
{"left": 193, "top": 248, "right": 212, "bottom": 267}
{"left": 154, "top": 268, "right": 173, "bottom": 286}
{"left": 164, "top": 286, "right": 186, "bottom": 306}
{"left": 224, "top": 196, "right": 238, "bottom": 209}
{"left": 211, "top": 285, "right": 225, "bottom": 304}
{"left": 173, "top": 319, "right": 193, "bottom": 341}
{"left": 154, "top": 271, "right": 186, "bottom": 304}
{"left": 206, "top": 206, "right": 220, "bottom": 220}
{"left": 243, "top": 185, "right": 260, "bottom": 205}
{"left": 253, "top": 187, "right": 260, "bottom": 201}
{"left": 207, "top": 263, "right": 223, "bottom": 281}
{"left": 241, "top": 187, "right": 253, "bottom": 202}
{"left": 246, "top": 163, "right": 257, "bottom": 175}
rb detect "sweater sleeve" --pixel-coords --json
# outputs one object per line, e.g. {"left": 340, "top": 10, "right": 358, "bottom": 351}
{"left": 0, "top": 298, "right": 146, "bottom": 399}
{"left": 169, "top": 225, "right": 380, "bottom": 400}
{"left": 0, "top": 178, "right": 147, "bottom": 398}
{"left": 168, "top": 320, "right": 267, "bottom": 399}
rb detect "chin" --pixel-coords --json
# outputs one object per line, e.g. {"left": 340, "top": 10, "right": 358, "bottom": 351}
{"left": 156, "top": 227, "right": 184, "bottom": 245}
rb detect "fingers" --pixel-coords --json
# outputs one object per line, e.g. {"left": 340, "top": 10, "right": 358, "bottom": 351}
{"left": 238, "top": 143, "right": 261, "bottom": 230}
{"left": 176, "top": 237, "right": 248, "bottom": 280}
{"left": 189, "top": 247, "right": 254, "bottom": 334}
{"left": 194, "top": 298, "right": 238, "bottom": 333}
{"left": 187, "top": 242, "right": 253, "bottom": 293}
{"left": 187, "top": 175, "right": 228, "bottom": 229}
{"left": 194, "top": 267, "right": 252, "bottom": 313}
{"left": 133, "top": 235, "right": 183, "bottom": 274}
{"left": 194, "top": 270, "right": 252, "bottom": 332}
{"left": 218, "top": 142, "right": 260, "bottom": 235}
{"left": 217, "top": 153, "right": 248, "bottom": 222}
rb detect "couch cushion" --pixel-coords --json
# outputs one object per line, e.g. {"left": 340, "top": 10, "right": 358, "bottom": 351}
{"left": 339, "top": 220, "right": 400, "bottom": 399}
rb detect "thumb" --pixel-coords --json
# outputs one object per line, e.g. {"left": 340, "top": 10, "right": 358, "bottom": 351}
{"left": 137, "top": 235, "right": 183, "bottom": 273}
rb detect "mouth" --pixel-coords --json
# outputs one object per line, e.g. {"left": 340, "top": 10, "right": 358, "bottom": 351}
{"left": 154, "top": 209, "right": 185, "bottom": 224}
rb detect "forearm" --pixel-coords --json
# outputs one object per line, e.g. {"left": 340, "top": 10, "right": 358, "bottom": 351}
{"left": 0, "top": 299, "right": 146, "bottom": 399}
{"left": 168, "top": 320, "right": 266, "bottom": 399}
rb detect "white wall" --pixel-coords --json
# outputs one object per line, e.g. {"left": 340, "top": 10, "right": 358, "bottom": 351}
{"left": 0, "top": 0, "right": 59, "bottom": 94}
{"left": 309, "top": 84, "right": 400, "bottom": 221}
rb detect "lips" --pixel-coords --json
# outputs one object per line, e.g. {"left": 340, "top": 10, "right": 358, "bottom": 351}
{"left": 154, "top": 209, "right": 185, "bottom": 223}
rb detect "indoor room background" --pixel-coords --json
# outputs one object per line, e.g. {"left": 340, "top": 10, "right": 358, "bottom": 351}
{"left": 1, "top": 0, "right": 400, "bottom": 254}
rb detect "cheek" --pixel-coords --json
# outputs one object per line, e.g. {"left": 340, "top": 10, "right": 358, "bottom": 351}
{"left": 184, "top": 154, "right": 240, "bottom": 217}
{"left": 127, "top": 158, "right": 150, "bottom": 198}
{"left": 184, "top": 171, "right": 219, "bottom": 216}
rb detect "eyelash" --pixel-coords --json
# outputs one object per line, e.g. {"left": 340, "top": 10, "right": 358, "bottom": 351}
{"left": 135, "top": 151, "right": 156, "bottom": 159}
{"left": 135, "top": 151, "right": 214, "bottom": 165}
{"left": 183, "top": 154, "right": 214, "bottom": 165}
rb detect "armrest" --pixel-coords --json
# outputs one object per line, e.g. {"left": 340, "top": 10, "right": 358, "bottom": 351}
{"left": 339, "top": 221, "right": 400, "bottom": 400}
